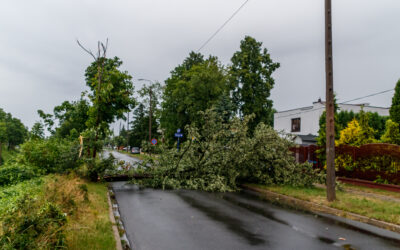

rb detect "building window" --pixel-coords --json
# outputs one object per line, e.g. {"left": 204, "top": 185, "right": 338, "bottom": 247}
{"left": 291, "top": 118, "right": 301, "bottom": 132}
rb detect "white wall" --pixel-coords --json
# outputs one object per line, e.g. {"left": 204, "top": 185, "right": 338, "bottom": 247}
{"left": 274, "top": 102, "right": 389, "bottom": 136}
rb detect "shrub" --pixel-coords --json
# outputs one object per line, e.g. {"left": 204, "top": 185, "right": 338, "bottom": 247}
{"left": 381, "top": 119, "right": 400, "bottom": 145}
{"left": 19, "top": 138, "right": 80, "bottom": 173}
{"left": 0, "top": 164, "right": 41, "bottom": 186}
{"left": 0, "top": 195, "right": 67, "bottom": 249}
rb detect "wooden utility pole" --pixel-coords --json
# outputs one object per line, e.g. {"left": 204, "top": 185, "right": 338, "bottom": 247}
{"left": 126, "top": 111, "right": 130, "bottom": 152}
{"left": 149, "top": 87, "right": 152, "bottom": 142}
{"left": 325, "top": 0, "right": 336, "bottom": 201}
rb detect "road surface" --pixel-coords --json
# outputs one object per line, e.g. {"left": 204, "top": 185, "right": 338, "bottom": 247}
{"left": 110, "top": 155, "right": 400, "bottom": 250}
{"left": 103, "top": 150, "right": 141, "bottom": 166}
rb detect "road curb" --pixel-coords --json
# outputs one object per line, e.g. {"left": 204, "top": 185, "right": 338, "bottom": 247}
{"left": 107, "top": 191, "right": 123, "bottom": 250}
{"left": 242, "top": 184, "right": 400, "bottom": 234}
{"left": 108, "top": 189, "right": 131, "bottom": 249}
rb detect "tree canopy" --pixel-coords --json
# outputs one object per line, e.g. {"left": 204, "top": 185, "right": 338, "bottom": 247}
{"left": 160, "top": 52, "right": 228, "bottom": 142}
{"left": 84, "top": 56, "right": 136, "bottom": 156}
{"left": 229, "top": 36, "right": 280, "bottom": 131}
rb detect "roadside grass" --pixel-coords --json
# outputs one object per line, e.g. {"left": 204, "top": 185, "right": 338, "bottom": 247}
{"left": 342, "top": 183, "right": 400, "bottom": 199}
{"left": 47, "top": 175, "right": 116, "bottom": 250}
{"left": 0, "top": 174, "right": 115, "bottom": 249}
{"left": 249, "top": 184, "right": 400, "bottom": 225}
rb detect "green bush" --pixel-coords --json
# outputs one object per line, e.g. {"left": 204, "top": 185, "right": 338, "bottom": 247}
{"left": 0, "top": 164, "right": 41, "bottom": 186}
{"left": 0, "top": 195, "right": 66, "bottom": 249}
{"left": 19, "top": 138, "right": 80, "bottom": 173}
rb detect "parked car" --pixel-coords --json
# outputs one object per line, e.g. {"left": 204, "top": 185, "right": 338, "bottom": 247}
{"left": 131, "top": 147, "right": 140, "bottom": 154}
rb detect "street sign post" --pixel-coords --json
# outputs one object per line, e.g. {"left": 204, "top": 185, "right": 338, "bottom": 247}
{"left": 174, "top": 129, "right": 183, "bottom": 151}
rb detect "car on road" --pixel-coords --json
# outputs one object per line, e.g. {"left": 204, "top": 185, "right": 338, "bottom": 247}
{"left": 131, "top": 147, "right": 140, "bottom": 154}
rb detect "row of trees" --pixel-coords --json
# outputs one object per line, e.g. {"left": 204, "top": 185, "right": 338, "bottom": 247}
{"left": 114, "top": 36, "right": 280, "bottom": 148}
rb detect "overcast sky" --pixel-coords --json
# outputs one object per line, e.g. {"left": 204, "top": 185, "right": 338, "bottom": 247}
{"left": 1, "top": 0, "right": 399, "bottom": 130}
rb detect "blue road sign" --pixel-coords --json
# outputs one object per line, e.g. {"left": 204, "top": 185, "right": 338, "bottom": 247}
{"left": 177, "top": 128, "right": 181, "bottom": 133}
{"left": 151, "top": 138, "right": 158, "bottom": 145}
{"left": 174, "top": 133, "right": 183, "bottom": 138}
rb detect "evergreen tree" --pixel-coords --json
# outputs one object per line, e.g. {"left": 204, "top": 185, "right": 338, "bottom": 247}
{"left": 389, "top": 79, "right": 400, "bottom": 124}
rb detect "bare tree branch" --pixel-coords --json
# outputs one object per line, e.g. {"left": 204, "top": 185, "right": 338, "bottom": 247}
{"left": 76, "top": 39, "right": 96, "bottom": 60}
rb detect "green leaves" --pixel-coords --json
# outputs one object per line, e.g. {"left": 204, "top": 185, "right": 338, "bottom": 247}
{"left": 229, "top": 36, "right": 280, "bottom": 131}
{"left": 161, "top": 52, "right": 228, "bottom": 143}
{"left": 135, "top": 109, "right": 321, "bottom": 191}
{"left": 390, "top": 79, "right": 400, "bottom": 124}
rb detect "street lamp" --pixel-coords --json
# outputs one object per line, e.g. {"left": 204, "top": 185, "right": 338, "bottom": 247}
{"left": 138, "top": 79, "right": 154, "bottom": 143}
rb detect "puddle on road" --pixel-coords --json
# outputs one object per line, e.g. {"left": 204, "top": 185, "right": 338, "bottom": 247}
{"left": 177, "top": 192, "right": 267, "bottom": 246}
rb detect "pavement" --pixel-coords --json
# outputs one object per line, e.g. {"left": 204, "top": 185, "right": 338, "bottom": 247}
{"left": 109, "top": 152, "right": 400, "bottom": 250}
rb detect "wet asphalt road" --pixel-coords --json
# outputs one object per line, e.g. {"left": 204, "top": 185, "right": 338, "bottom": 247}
{"left": 111, "top": 182, "right": 400, "bottom": 250}
{"left": 103, "top": 150, "right": 141, "bottom": 166}
{"left": 109, "top": 153, "right": 400, "bottom": 250}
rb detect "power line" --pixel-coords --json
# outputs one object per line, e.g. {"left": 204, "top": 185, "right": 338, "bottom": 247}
{"left": 275, "top": 88, "right": 394, "bottom": 119}
{"left": 197, "top": 0, "right": 251, "bottom": 52}
{"left": 339, "top": 89, "right": 394, "bottom": 104}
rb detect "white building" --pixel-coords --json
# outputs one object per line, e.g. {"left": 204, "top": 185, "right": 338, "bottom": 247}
{"left": 274, "top": 99, "right": 389, "bottom": 145}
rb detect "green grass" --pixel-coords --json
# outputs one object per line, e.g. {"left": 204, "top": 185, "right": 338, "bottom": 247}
{"left": 0, "top": 174, "right": 116, "bottom": 249}
{"left": 250, "top": 184, "right": 400, "bottom": 225}
{"left": 342, "top": 183, "right": 400, "bottom": 199}
{"left": 64, "top": 179, "right": 116, "bottom": 250}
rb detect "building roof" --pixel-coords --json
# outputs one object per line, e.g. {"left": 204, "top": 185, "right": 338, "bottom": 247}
{"left": 276, "top": 100, "right": 389, "bottom": 114}
{"left": 296, "top": 134, "right": 317, "bottom": 142}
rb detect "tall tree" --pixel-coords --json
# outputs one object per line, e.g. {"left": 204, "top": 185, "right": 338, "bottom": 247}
{"left": 84, "top": 56, "right": 136, "bottom": 157}
{"left": 229, "top": 36, "right": 280, "bottom": 132}
{"left": 160, "top": 52, "right": 228, "bottom": 142}
{"left": 389, "top": 79, "right": 400, "bottom": 124}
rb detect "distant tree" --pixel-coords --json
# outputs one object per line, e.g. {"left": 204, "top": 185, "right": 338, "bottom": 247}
{"left": 0, "top": 120, "right": 6, "bottom": 164}
{"left": 37, "top": 109, "right": 55, "bottom": 134}
{"left": 214, "top": 92, "right": 236, "bottom": 123}
{"left": 381, "top": 119, "right": 400, "bottom": 145}
{"left": 137, "top": 81, "right": 162, "bottom": 143}
{"left": 389, "top": 79, "right": 400, "bottom": 124}
{"left": 5, "top": 114, "right": 27, "bottom": 149}
{"left": 229, "top": 36, "right": 280, "bottom": 132}
{"left": 30, "top": 122, "right": 45, "bottom": 140}
{"left": 160, "top": 52, "right": 228, "bottom": 142}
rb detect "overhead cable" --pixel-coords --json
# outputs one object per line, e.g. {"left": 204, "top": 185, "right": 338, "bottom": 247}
{"left": 197, "top": 0, "right": 251, "bottom": 52}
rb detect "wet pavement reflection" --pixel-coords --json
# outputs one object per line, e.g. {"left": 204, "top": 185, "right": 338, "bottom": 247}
{"left": 111, "top": 182, "right": 400, "bottom": 250}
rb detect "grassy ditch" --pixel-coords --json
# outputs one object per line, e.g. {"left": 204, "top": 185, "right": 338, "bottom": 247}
{"left": 0, "top": 174, "right": 115, "bottom": 249}
{"left": 248, "top": 184, "right": 400, "bottom": 225}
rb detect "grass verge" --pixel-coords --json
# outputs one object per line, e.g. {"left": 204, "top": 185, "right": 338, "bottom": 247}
{"left": 0, "top": 174, "right": 116, "bottom": 249}
{"left": 248, "top": 184, "right": 400, "bottom": 225}
{"left": 49, "top": 175, "right": 116, "bottom": 249}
